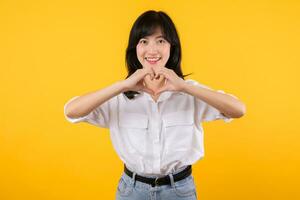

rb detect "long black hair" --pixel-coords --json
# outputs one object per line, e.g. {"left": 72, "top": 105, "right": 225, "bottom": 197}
{"left": 124, "top": 10, "right": 192, "bottom": 99}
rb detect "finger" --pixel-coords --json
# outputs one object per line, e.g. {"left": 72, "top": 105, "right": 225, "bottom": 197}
{"left": 159, "top": 69, "right": 171, "bottom": 80}
{"left": 154, "top": 69, "right": 160, "bottom": 79}
{"left": 155, "top": 70, "right": 166, "bottom": 79}
{"left": 148, "top": 67, "right": 155, "bottom": 80}
{"left": 150, "top": 72, "right": 154, "bottom": 80}
{"left": 155, "top": 85, "right": 168, "bottom": 95}
{"left": 144, "top": 64, "right": 155, "bottom": 77}
{"left": 157, "top": 74, "right": 165, "bottom": 81}
{"left": 147, "top": 69, "right": 155, "bottom": 80}
{"left": 142, "top": 68, "right": 153, "bottom": 80}
{"left": 153, "top": 68, "right": 159, "bottom": 79}
{"left": 150, "top": 67, "right": 155, "bottom": 80}
{"left": 142, "top": 87, "right": 154, "bottom": 95}
{"left": 157, "top": 79, "right": 169, "bottom": 93}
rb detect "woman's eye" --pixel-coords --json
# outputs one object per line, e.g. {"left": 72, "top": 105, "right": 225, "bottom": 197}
{"left": 140, "top": 40, "right": 147, "bottom": 44}
{"left": 158, "top": 39, "right": 165, "bottom": 43}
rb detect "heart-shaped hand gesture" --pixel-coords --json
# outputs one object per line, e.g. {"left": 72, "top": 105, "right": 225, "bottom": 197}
{"left": 151, "top": 66, "right": 186, "bottom": 96}
{"left": 122, "top": 67, "right": 156, "bottom": 95}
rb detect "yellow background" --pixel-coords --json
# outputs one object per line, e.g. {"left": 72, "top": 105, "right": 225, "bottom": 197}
{"left": 1, "top": 0, "right": 299, "bottom": 199}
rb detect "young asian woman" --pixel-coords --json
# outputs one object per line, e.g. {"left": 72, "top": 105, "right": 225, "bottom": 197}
{"left": 64, "top": 10, "right": 246, "bottom": 200}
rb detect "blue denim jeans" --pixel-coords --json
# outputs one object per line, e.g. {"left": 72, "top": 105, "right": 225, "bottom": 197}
{"left": 115, "top": 170, "right": 198, "bottom": 200}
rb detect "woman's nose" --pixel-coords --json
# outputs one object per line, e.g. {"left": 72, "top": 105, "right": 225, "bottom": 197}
{"left": 147, "top": 42, "right": 158, "bottom": 53}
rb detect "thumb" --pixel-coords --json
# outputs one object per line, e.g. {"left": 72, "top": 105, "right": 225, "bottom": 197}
{"left": 142, "top": 87, "right": 155, "bottom": 95}
{"left": 155, "top": 85, "right": 168, "bottom": 96}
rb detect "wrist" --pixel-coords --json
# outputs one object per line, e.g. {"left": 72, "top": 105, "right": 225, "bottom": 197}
{"left": 180, "top": 80, "right": 189, "bottom": 93}
{"left": 117, "top": 80, "right": 129, "bottom": 92}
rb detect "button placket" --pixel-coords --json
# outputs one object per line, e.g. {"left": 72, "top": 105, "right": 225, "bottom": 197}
{"left": 152, "top": 104, "right": 160, "bottom": 142}
{"left": 152, "top": 103, "right": 161, "bottom": 173}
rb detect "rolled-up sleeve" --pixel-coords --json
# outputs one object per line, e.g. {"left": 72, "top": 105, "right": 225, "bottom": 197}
{"left": 186, "top": 80, "right": 238, "bottom": 123}
{"left": 63, "top": 96, "right": 110, "bottom": 128}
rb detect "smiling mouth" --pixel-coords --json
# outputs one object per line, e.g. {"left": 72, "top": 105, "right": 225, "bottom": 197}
{"left": 145, "top": 57, "right": 161, "bottom": 64}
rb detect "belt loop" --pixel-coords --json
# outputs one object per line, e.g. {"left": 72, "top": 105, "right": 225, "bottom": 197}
{"left": 168, "top": 173, "right": 175, "bottom": 188}
{"left": 131, "top": 172, "right": 137, "bottom": 187}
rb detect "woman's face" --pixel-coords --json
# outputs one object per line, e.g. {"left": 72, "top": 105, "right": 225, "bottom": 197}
{"left": 136, "top": 28, "right": 171, "bottom": 70}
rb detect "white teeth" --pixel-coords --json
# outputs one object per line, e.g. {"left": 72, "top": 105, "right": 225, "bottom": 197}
{"left": 145, "top": 57, "right": 161, "bottom": 61}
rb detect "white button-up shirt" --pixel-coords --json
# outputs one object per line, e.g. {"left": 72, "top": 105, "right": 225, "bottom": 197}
{"left": 64, "top": 79, "right": 237, "bottom": 177}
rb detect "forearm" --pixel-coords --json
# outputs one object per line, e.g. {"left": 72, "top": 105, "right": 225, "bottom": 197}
{"left": 65, "top": 81, "right": 127, "bottom": 118}
{"left": 182, "top": 83, "right": 246, "bottom": 118}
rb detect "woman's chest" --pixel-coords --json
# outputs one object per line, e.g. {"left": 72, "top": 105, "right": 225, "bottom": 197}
{"left": 114, "top": 95, "right": 196, "bottom": 153}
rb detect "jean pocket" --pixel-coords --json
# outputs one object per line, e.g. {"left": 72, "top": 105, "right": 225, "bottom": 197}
{"left": 173, "top": 176, "right": 197, "bottom": 198}
{"left": 117, "top": 177, "right": 134, "bottom": 197}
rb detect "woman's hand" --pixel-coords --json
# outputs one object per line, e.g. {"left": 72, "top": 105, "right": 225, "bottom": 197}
{"left": 122, "top": 67, "right": 156, "bottom": 95}
{"left": 153, "top": 66, "right": 187, "bottom": 95}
